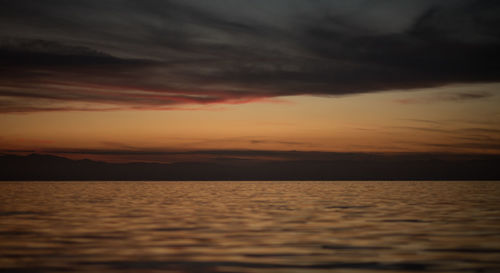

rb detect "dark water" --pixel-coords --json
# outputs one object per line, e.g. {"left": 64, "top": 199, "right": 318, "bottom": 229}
{"left": 1, "top": 181, "right": 500, "bottom": 273}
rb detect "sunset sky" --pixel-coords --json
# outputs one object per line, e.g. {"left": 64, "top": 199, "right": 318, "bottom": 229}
{"left": 1, "top": 0, "right": 500, "bottom": 163}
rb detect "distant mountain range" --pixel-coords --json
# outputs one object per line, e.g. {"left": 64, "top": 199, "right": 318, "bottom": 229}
{"left": 1, "top": 153, "right": 499, "bottom": 180}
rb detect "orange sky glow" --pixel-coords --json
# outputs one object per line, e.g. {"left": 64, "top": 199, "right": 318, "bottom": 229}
{"left": 2, "top": 83, "right": 499, "bottom": 163}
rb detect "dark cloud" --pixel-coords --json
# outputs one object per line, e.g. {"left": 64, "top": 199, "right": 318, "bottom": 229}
{"left": 1, "top": 39, "right": 128, "bottom": 64}
{"left": 1, "top": 0, "right": 500, "bottom": 112}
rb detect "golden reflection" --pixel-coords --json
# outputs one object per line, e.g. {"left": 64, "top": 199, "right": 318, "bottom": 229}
{"left": 1, "top": 181, "right": 500, "bottom": 272}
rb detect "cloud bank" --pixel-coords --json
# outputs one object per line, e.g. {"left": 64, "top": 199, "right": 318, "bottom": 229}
{"left": 1, "top": 0, "right": 499, "bottom": 112}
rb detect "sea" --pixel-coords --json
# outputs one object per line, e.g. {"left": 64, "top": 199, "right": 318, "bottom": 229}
{"left": 1, "top": 181, "right": 500, "bottom": 273}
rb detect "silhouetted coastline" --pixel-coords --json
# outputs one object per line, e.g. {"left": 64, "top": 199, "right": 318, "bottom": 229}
{"left": 1, "top": 153, "right": 499, "bottom": 181}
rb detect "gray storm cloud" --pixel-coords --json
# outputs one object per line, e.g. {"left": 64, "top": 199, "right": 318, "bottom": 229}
{"left": 1, "top": 0, "right": 499, "bottom": 112}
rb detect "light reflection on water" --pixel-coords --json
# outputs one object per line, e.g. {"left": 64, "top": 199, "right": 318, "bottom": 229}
{"left": 1, "top": 181, "right": 500, "bottom": 273}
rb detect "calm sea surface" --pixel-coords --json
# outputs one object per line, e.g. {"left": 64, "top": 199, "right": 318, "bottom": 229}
{"left": 1, "top": 181, "right": 500, "bottom": 273}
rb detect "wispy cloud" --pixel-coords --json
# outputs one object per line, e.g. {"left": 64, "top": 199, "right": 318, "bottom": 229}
{"left": 390, "top": 125, "right": 500, "bottom": 152}
{"left": 427, "top": 142, "right": 500, "bottom": 151}
{"left": 393, "top": 125, "right": 500, "bottom": 135}
{"left": 395, "top": 91, "right": 493, "bottom": 104}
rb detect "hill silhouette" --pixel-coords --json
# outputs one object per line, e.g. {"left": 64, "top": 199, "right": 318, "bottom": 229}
{"left": 1, "top": 153, "right": 499, "bottom": 181}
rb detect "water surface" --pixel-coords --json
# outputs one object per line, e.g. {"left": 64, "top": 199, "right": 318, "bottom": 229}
{"left": 1, "top": 181, "right": 500, "bottom": 272}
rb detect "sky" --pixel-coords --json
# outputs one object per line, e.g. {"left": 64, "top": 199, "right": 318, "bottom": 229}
{"left": 1, "top": 0, "right": 500, "bottom": 163}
